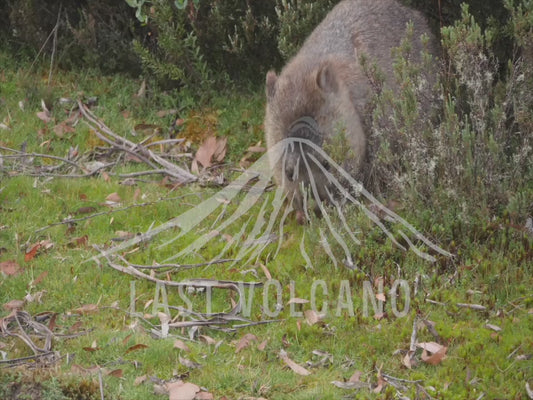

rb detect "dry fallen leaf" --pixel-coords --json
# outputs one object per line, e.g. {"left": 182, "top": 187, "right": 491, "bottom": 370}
{"left": 416, "top": 342, "right": 444, "bottom": 354}
{"left": 287, "top": 297, "right": 309, "bottom": 305}
{"left": 82, "top": 346, "right": 100, "bottom": 352}
{"left": 331, "top": 380, "right": 370, "bottom": 390}
{"left": 0, "top": 260, "right": 21, "bottom": 276}
{"left": 421, "top": 346, "right": 447, "bottom": 365}
{"left": 304, "top": 310, "right": 324, "bottom": 326}
{"left": 174, "top": 339, "right": 191, "bottom": 353}
{"left": 125, "top": 343, "right": 149, "bottom": 354}
{"left": 257, "top": 340, "right": 268, "bottom": 351}
{"left": 106, "top": 192, "right": 121, "bottom": 203}
{"left": 194, "top": 392, "right": 214, "bottom": 400}
{"left": 374, "top": 312, "right": 386, "bottom": 320}
{"left": 526, "top": 382, "right": 533, "bottom": 399}
{"left": 75, "top": 206, "right": 97, "bottom": 215}
{"left": 24, "top": 243, "right": 41, "bottom": 262}
{"left": 134, "top": 375, "right": 147, "bottom": 386}
{"left": 3, "top": 299, "right": 25, "bottom": 311}
{"left": 179, "top": 356, "right": 202, "bottom": 369}
{"left": 376, "top": 293, "right": 386, "bottom": 302}
{"left": 402, "top": 350, "right": 416, "bottom": 369}
{"left": 373, "top": 370, "right": 386, "bottom": 393}
{"left": 70, "top": 364, "right": 101, "bottom": 376}
{"left": 167, "top": 381, "right": 200, "bottom": 400}
{"left": 258, "top": 263, "right": 272, "bottom": 280}
{"left": 195, "top": 136, "right": 217, "bottom": 168}
{"left": 24, "top": 290, "right": 46, "bottom": 304}
{"left": 108, "top": 369, "right": 123, "bottom": 378}
{"left": 213, "top": 136, "right": 227, "bottom": 163}
{"left": 36, "top": 110, "right": 52, "bottom": 123}
{"left": 279, "top": 350, "right": 311, "bottom": 376}
{"left": 199, "top": 335, "right": 217, "bottom": 345}
{"left": 485, "top": 323, "right": 502, "bottom": 332}
{"left": 53, "top": 122, "right": 75, "bottom": 137}
{"left": 194, "top": 136, "right": 227, "bottom": 169}
{"left": 24, "top": 240, "right": 54, "bottom": 262}
{"left": 235, "top": 333, "right": 258, "bottom": 353}
{"left": 75, "top": 304, "right": 99, "bottom": 314}
{"left": 29, "top": 271, "right": 48, "bottom": 287}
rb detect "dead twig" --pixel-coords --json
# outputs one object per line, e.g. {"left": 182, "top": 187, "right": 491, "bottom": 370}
{"left": 421, "top": 317, "right": 442, "bottom": 344}
{"left": 93, "top": 246, "right": 272, "bottom": 333}
{"left": 0, "top": 311, "right": 63, "bottom": 368}
{"left": 78, "top": 101, "right": 196, "bottom": 184}
{"left": 98, "top": 368, "right": 105, "bottom": 400}
{"left": 456, "top": 303, "right": 487, "bottom": 311}
{"left": 0, "top": 146, "right": 88, "bottom": 173}
{"left": 122, "top": 257, "right": 235, "bottom": 272}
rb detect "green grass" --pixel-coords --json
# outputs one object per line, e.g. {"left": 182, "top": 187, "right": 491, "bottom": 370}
{"left": 1, "top": 51, "right": 532, "bottom": 400}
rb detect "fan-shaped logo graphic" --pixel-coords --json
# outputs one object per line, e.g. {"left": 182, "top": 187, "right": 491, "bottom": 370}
{"left": 96, "top": 137, "right": 452, "bottom": 268}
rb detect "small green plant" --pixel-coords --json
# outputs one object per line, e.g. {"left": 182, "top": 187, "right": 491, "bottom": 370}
{"left": 126, "top": 0, "right": 200, "bottom": 23}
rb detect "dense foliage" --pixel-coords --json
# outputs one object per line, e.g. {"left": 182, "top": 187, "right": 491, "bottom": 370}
{"left": 367, "top": 2, "right": 532, "bottom": 222}
{"left": 0, "top": 0, "right": 519, "bottom": 86}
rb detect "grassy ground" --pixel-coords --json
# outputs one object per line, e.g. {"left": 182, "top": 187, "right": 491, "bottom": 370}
{"left": 1, "top": 51, "right": 532, "bottom": 400}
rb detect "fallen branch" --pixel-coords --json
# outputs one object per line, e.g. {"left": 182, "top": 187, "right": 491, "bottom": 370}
{"left": 0, "top": 311, "right": 82, "bottom": 368}
{"left": 93, "top": 246, "right": 274, "bottom": 333}
{"left": 121, "top": 256, "right": 236, "bottom": 273}
{"left": 456, "top": 303, "right": 487, "bottom": 311}
{"left": 78, "top": 101, "right": 197, "bottom": 184}
{"left": 0, "top": 145, "right": 89, "bottom": 173}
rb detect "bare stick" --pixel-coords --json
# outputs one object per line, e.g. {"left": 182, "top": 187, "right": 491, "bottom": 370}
{"left": 98, "top": 368, "right": 105, "bottom": 400}
{"left": 78, "top": 101, "right": 196, "bottom": 183}
{"left": 409, "top": 315, "right": 418, "bottom": 353}
{"left": 456, "top": 303, "right": 487, "bottom": 311}
{"left": 0, "top": 146, "right": 87, "bottom": 171}
{"left": 422, "top": 318, "right": 442, "bottom": 343}
{"left": 124, "top": 257, "right": 235, "bottom": 271}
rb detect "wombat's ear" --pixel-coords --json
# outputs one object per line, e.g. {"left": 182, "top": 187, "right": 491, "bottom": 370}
{"left": 316, "top": 63, "right": 339, "bottom": 93}
{"left": 266, "top": 70, "right": 278, "bottom": 100}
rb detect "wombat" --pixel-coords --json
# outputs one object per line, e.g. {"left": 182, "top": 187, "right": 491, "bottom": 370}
{"left": 264, "top": 0, "right": 437, "bottom": 222}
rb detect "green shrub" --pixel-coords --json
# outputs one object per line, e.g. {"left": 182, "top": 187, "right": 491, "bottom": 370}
{"left": 275, "top": 0, "right": 338, "bottom": 59}
{"left": 368, "top": 2, "right": 532, "bottom": 220}
{"left": 0, "top": 0, "right": 519, "bottom": 88}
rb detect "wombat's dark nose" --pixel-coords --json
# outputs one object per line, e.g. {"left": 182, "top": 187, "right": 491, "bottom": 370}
{"left": 285, "top": 165, "right": 295, "bottom": 182}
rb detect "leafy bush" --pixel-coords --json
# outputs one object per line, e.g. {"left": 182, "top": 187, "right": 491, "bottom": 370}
{"left": 132, "top": 0, "right": 283, "bottom": 88}
{"left": 368, "top": 2, "right": 532, "bottom": 220}
{"left": 275, "top": 0, "right": 338, "bottom": 59}
{"left": 4, "top": 0, "right": 141, "bottom": 73}
{"left": 0, "top": 0, "right": 519, "bottom": 87}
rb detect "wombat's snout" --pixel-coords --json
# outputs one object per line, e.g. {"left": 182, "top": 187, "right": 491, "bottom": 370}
{"left": 284, "top": 116, "right": 324, "bottom": 183}
{"left": 283, "top": 142, "right": 331, "bottom": 185}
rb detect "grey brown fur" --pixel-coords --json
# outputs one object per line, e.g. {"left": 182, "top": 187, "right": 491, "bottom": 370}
{"left": 264, "top": 0, "right": 437, "bottom": 219}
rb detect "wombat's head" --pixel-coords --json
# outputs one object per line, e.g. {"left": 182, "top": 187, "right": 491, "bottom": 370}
{"left": 264, "top": 58, "right": 364, "bottom": 218}
{"left": 265, "top": 59, "right": 346, "bottom": 144}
